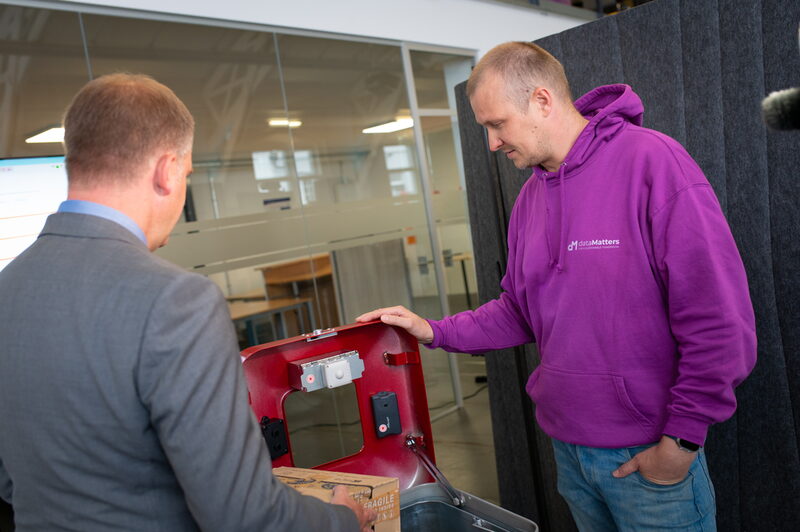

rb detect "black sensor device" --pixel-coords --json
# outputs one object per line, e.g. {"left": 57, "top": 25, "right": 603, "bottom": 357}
{"left": 371, "top": 391, "right": 402, "bottom": 438}
{"left": 260, "top": 416, "right": 289, "bottom": 459}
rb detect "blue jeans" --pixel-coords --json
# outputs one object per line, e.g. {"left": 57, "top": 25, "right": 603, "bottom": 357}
{"left": 551, "top": 439, "right": 716, "bottom": 532}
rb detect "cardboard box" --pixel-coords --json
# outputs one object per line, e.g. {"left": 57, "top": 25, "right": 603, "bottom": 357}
{"left": 273, "top": 466, "right": 400, "bottom": 532}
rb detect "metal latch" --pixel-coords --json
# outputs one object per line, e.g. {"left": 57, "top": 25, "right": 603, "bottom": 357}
{"left": 288, "top": 350, "right": 364, "bottom": 392}
{"left": 405, "top": 434, "right": 464, "bottom": 508}
{"left": 383, "top": 351, "right": 420, "bottom": 366}
{"left": 303, "top": 328, "right": 338, "bottom": 342}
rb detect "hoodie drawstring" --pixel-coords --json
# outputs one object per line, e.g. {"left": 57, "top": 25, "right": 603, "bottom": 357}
{"left": 556, "top": 163, "right": 567, "bottom": 273}
{"left": 541, "top": 163, "right": 568, "bottom": 272}
{"left": 542, "top": 177, "right": 555, "bottom": 268}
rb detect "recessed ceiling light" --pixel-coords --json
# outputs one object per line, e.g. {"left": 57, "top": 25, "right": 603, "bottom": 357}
{"left": 25, "top": 127, "right": 64, "bottom": 143}
{"left": 268, "top": 119, "right": 302, "bottom": 128}
{"left": 362, "top": 117, "right": 414, "bottom": 134}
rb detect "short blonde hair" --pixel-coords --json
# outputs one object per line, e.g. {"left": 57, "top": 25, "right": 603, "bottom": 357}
{"left": 63, "top": 73, "right": 194, "bottom": 187}
{"left": 467, "top": 42, "right": 572, "bottom": 110}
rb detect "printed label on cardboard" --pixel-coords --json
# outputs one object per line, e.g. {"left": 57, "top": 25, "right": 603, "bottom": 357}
{"left": 273, "top": 467, "right": 400, "bottom": 528}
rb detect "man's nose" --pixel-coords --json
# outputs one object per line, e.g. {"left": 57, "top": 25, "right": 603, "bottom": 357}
{"left": 487, "top": 132, "right": 503, "bottom": 152}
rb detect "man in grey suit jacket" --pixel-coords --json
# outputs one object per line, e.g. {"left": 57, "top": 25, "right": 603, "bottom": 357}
{"left": 0, "top": 74, "right": 372, "bottom": 531}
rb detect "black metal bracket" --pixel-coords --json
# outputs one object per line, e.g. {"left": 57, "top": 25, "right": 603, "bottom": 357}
{"left": 260, "top": 416, "right": 289, "bottom": 460}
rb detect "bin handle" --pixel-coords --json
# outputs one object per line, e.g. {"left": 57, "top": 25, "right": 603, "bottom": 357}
{"left": 405, "top": 435, "right": 464, "bottom": 508}
{"left": 471, "top": 518, "right": 496, "bottom": 531}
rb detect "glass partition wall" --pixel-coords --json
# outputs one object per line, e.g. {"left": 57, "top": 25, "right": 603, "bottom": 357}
{"left": 0, "top": 3, "right": 478, "bottom": 468}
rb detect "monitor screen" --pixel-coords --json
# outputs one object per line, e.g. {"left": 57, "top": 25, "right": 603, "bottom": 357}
{"left": 0, "top": 156, "right": 67, "bottom": 273}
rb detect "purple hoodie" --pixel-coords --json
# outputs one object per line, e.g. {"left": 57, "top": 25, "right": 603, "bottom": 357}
{"left": 428, "top": 84, "right": 756, "bottom": 448}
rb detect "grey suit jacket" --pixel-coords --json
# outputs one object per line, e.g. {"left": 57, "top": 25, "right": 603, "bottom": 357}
{"left": 0, "top": 213, "right": 358, "bottom": 531}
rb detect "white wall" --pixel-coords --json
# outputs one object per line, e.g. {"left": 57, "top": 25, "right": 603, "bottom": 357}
{"left": 55, "top": 0, "right": 586, "bottom": 57}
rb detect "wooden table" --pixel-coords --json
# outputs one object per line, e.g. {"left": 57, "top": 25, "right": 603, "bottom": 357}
{"left": 256, "top": 254, "right": 339, "bottom": 329}
{"left": 228, "top": 297, "right": 315, "bottom": 346}
{"left": 225, "top": 289, "right": 267, "bottom": 302}
{"left": 262, "top": 258, "right": 333, "bottom": 286}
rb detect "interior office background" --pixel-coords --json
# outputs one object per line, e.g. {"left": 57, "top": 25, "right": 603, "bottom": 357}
{"left": 0, "top": 0, "right": 606, "bottom": 529}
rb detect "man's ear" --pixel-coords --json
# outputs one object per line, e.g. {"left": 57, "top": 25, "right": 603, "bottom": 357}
{"left": 530, "top": 86, "right": 554, "bottom": 117}
{"left": 152, "top": 152, "right": 178, "bottom": 196}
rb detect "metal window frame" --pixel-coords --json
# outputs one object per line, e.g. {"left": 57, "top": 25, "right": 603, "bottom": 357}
{"left": 6, "top": 0, "right": 477, "bottom": 411}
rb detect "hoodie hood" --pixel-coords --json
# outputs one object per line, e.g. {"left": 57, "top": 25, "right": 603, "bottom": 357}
{"left": 533, "top": 84, "right": 644, "bottom": 271}
{"left": 564, "top": 83, "right": 645, "bottom": 173}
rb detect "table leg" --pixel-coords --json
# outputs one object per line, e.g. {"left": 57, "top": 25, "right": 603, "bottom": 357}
{"left": 460, "top": 259, "right": 473, "bottom": 310}
{"left": 305, "top": 300, "right": 317, "bottom": 331}
{"left": 297, "top": 304, "right": 306, "bottom": 333}
{"left": 276, "top": 311, "right": 288, "bottom": 339}
{"left": 245, "top": 318, "right": 258, "bottom": 346}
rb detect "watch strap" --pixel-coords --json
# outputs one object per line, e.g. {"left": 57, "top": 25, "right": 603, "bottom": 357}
{"left": 665, "top": 434, "right": 701, "bottom": 452}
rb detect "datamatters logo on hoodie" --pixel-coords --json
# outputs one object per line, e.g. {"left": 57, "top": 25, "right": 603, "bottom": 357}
{"left": 567, "top": 238, "right": 621, "bottom": 251}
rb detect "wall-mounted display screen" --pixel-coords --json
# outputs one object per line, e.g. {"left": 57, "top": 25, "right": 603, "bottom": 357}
{"left": 0, "top": 156, "right": 67, "bottom": 273}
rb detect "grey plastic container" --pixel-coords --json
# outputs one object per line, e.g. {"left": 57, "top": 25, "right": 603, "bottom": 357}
{"left": 400, "top": 483, "right": 538, "bottom": 532}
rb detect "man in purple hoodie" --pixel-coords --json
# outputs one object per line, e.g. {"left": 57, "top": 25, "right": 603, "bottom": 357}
{"left": 358, "top": 42, "right": 756, "bottom": 531}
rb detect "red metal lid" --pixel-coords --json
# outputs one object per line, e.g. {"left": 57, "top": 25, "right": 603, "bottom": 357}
{"left": 242, "top": 321, "right": 436, "bottom": 489}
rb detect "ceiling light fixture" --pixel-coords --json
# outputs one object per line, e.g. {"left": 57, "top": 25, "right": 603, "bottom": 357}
{"left": 268, "top": 119, "right": 302, "bottom": 128}
{"left": 25, "top": 127, "right": 65, "bottom": 144}
{"left": 362, "top": 117, "right": 414, "bottom": 134}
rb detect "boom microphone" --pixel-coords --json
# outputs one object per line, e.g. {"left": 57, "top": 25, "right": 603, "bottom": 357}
{"left": 762, "top": 87, "right": 800, "bottom": 130}
{"left": 761, "top": 23, "right": 800, "bottom": 130}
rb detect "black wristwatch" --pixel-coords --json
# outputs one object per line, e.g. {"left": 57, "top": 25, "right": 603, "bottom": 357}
{"left": 665, "top": 434, "right": 702, "bottom": 453}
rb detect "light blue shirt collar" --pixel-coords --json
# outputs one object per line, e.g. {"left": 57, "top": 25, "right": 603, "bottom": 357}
{"left": 57, "top": 200, "right": 148, "bottom": 246}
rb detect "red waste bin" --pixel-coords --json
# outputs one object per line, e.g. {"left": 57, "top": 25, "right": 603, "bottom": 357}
{"left": 242, "top": 321, "right": 538, "bottom": 531}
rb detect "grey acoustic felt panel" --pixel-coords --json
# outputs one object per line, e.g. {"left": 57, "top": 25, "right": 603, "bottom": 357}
{"left": 717, "top": 3, "right": 799, "bottom": 531}
{"left": 558, "top": 19, "right": 623, "bottom": 100}
{"left": 763, "top": 0, "right": 800, "bottom": 474}
{"left": 679, "top": 0, "right": 727, "bottom": 205}
{"left": 616, "top": 0, "right": 687, "bottom": 143}
{"left": 456, "top": 1, "right": 800, "bottom": 530}
{"left": 455, "top": 82, "right": 577, "bottom": 531}
{"left": 454, "top": 81, "right": 542, "bottom": 523}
